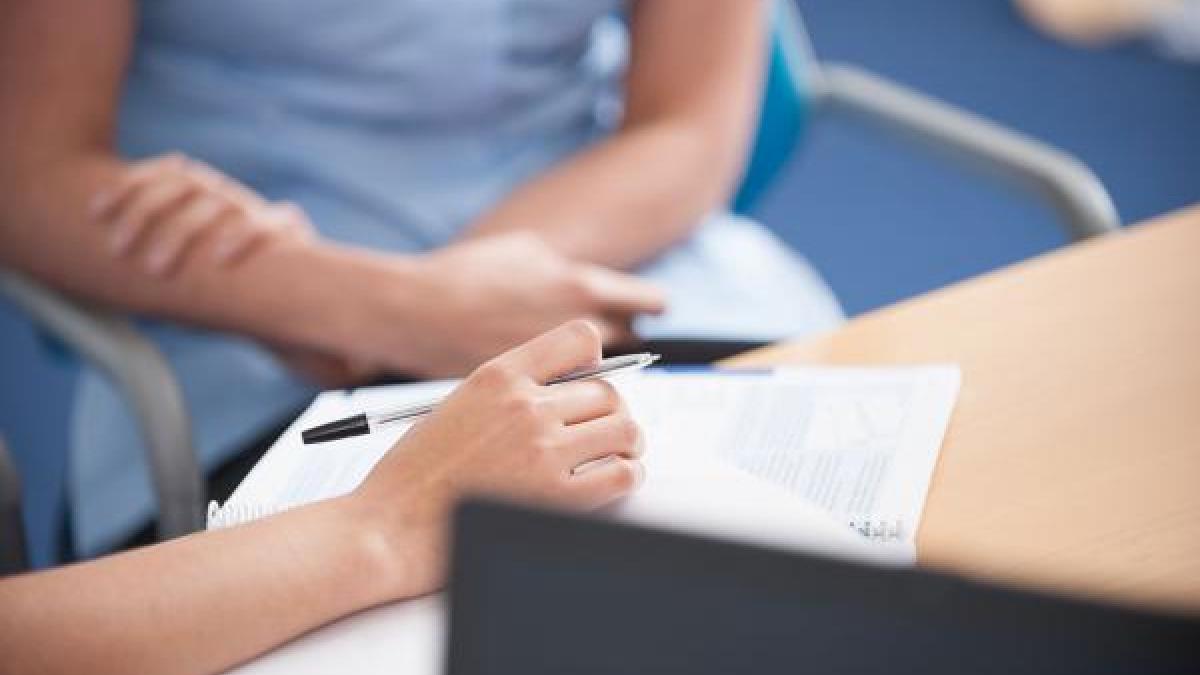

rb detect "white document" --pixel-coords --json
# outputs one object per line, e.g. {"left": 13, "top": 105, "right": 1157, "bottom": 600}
{"left": 222, "top": 366, "right": 959, "bottom": 675}
{"left": 618, "top": 366, "right": 961, "bottom": 550}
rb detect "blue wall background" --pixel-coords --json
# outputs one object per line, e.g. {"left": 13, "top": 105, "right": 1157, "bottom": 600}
{"left": 2, "top": 0, "right": 1197, "bottom": 567}
{"left": 765, "top": 0, "right": 1200, "bottom": 315}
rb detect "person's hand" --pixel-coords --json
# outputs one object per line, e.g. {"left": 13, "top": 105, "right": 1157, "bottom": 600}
{"left": 1014, "top": 0, "right": 1174, "bottom": 43}
{"left": 379, "top": 232, "right": 665, "bottom": 376}
{"left": 350, "top": 320, "right": 646, "bottom": 598}
{"left": 89, "top": 152, "right": 314, "bottom": 277}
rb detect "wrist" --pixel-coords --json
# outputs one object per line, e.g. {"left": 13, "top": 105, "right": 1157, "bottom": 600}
{"left": 336, "top": 490, "right": 446, "bottom": 602}
{"left": 270, "top": 242, "right": 428, "bottom": 364}
{"left": 352, "top": 251, "right": 457, "bottom": 375}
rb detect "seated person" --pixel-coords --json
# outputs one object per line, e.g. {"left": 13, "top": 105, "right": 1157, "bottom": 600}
{"left": 0, "top": 0, "right": 842, "bottom": 556}
{"left": 0, "top": 322, "right": 646, "bottom": 675}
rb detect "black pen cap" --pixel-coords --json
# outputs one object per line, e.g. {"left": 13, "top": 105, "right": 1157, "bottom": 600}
{"left": 301, "top": 413, "right": 370, "bottom": 445}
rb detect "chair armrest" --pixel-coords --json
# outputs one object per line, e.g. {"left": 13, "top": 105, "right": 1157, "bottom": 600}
{"left": 816, "top": 62, "right": 1120, "bottom": 241}
{"left": 0, "top": 271, "right": 204, "bottom": 540}
{"left": 0, "top": 437, "right": 28, "bottom": 574}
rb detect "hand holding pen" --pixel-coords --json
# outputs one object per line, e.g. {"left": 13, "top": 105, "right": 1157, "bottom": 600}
{"left": 303, "top": 352, "right": 660, "bottom": 444}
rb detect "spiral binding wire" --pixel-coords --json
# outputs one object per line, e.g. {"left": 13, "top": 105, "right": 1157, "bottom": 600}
{"left": 208, "top": 499, "right": 908, "bottom": 547}
{"left": 847, "top": 517, "right": 905, "bottom": 543}
{"left": 206, "top": 501, "right": 291, "bottom": 529}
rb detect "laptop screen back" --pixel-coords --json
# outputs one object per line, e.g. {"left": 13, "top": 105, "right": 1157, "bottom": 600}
{"left": 447, "top": 500, "right": 1199, "bottom": 675}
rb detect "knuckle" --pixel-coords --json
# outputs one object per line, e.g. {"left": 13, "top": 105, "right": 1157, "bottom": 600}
{"left": 529, "top": 434, "right": 558, "bottom": 463}
{"left": 502, "top": 391, "right": 540, "bottom": 422}
{"left": 472, "top": 359, "right": 517, "bottom": 388}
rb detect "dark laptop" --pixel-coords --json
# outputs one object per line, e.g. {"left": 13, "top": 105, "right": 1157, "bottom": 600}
{"left": 446, "top": 500, "right": 1200, "bottom": 675}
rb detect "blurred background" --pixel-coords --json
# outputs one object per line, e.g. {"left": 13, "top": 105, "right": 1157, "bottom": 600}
{"left": 3, "top": 0, "right": 1198, "bottom": 566}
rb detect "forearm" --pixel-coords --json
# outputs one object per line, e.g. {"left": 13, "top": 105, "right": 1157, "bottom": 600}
{"left": 464, "top": 0, "right": 767, "bottom": 271}
{"left": 465, "top": 120, "right": 741, "bottom": 270}
{"left": 0, "top": 497, "right": 404, "bottom": 675}
{"left": 0, "top": 152, "right": 421, "bottom": 362}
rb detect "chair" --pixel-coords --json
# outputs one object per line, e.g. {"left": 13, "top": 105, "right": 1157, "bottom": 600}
{"left": 0, "top": 273, "right": 205, "bottom": 548}
{"left": 733, "top": 0, "right": 1120, "bottom": 239}
{"left": 0, "top": 0, "right": 1120, "bottom": 559}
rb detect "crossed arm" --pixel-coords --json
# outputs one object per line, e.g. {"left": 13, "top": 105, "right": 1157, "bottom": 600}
{"left": 0, "top": 0, "right": 760, "bottom": 371}
{"left": 0, "top": 1, "right": 664, "bottom": 380}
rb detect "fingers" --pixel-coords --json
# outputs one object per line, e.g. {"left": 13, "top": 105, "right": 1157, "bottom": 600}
{"left": 577, "top": 265, "right": 667, "bottom": 316}
{"left": 269, "top": 201, "right": 317, "bottom": 239}
{"left": 565, "top": 456, "right": 645, "bottom": 509}
{"left": 140, "top": 197, "right": 233, "bottom": 275}
{"left": 488, "top": 319, "right": 603, "bottom": 384}
{"left": 560, "top": 406, "right": 644, "bottom": 467}
{"left": 90, "top": 153, "right": 187, "bottom": 230}
{"left": 210, "top": 202, "right": 313, "bottom": 267}
{"left": 104, "top": 172, "right": 199, "bottom": 256}
{"left": 539, "top": 379, "right": 622, "bottom": 425}
{"left": 90, "top": 153, "right": 315, "bottom": 276}
{"left": 210, "top": 214, "right": 274, "bottom": 267}
{"left": 189, "top": 160, "right": 268, "bottom": 212}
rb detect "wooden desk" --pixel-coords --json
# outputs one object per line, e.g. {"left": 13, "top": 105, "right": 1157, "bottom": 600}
{"left": 726, "top": 207, "right": 1200, "bottom": 613}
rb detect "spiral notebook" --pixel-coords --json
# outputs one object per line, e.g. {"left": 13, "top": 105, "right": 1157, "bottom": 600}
{"left": 210, "top": 365, "right": 961, "bottom": 557}
{"left": 220, "top": 365, "right": 960, "bottom": 675}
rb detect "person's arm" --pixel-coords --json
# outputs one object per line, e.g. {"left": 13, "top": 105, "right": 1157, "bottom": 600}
{"left": 0, "top": 497, "right": 395, "bottom": 675}
{"left": 1014, "top": 0, "right": 1177, "bottom": 43}
{"left": 0, "top": 321, "right": 644, "bottom": 675}
{"left": 1015, "top": 0, "right": 1200, "bottom": 60}
{"left": 0, "top": 1, "right": 664, "bottom": 377}
{"left": 461, "top": 0, "right": 768, "bottom": 270}
{"left": 0, "top": 0, "right": 401, "bottom": 361}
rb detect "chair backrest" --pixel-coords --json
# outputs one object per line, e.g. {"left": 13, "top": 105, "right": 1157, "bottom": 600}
{"left": 732, "top": 1, "right": 820, "bottom": 215}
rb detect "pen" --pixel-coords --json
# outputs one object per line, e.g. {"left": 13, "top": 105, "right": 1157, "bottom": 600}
{"left": 301, "top": 352, "right": 661, "bottom": 445}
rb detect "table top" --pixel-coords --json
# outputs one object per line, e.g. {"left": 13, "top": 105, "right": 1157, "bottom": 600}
{"left": 726, "top": 207, "right": 1200, "bottom": 614}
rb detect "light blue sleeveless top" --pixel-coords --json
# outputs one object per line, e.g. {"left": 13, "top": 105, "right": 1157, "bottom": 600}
{"left": 70, "top": 0, "right": 843, "bottom": 555}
